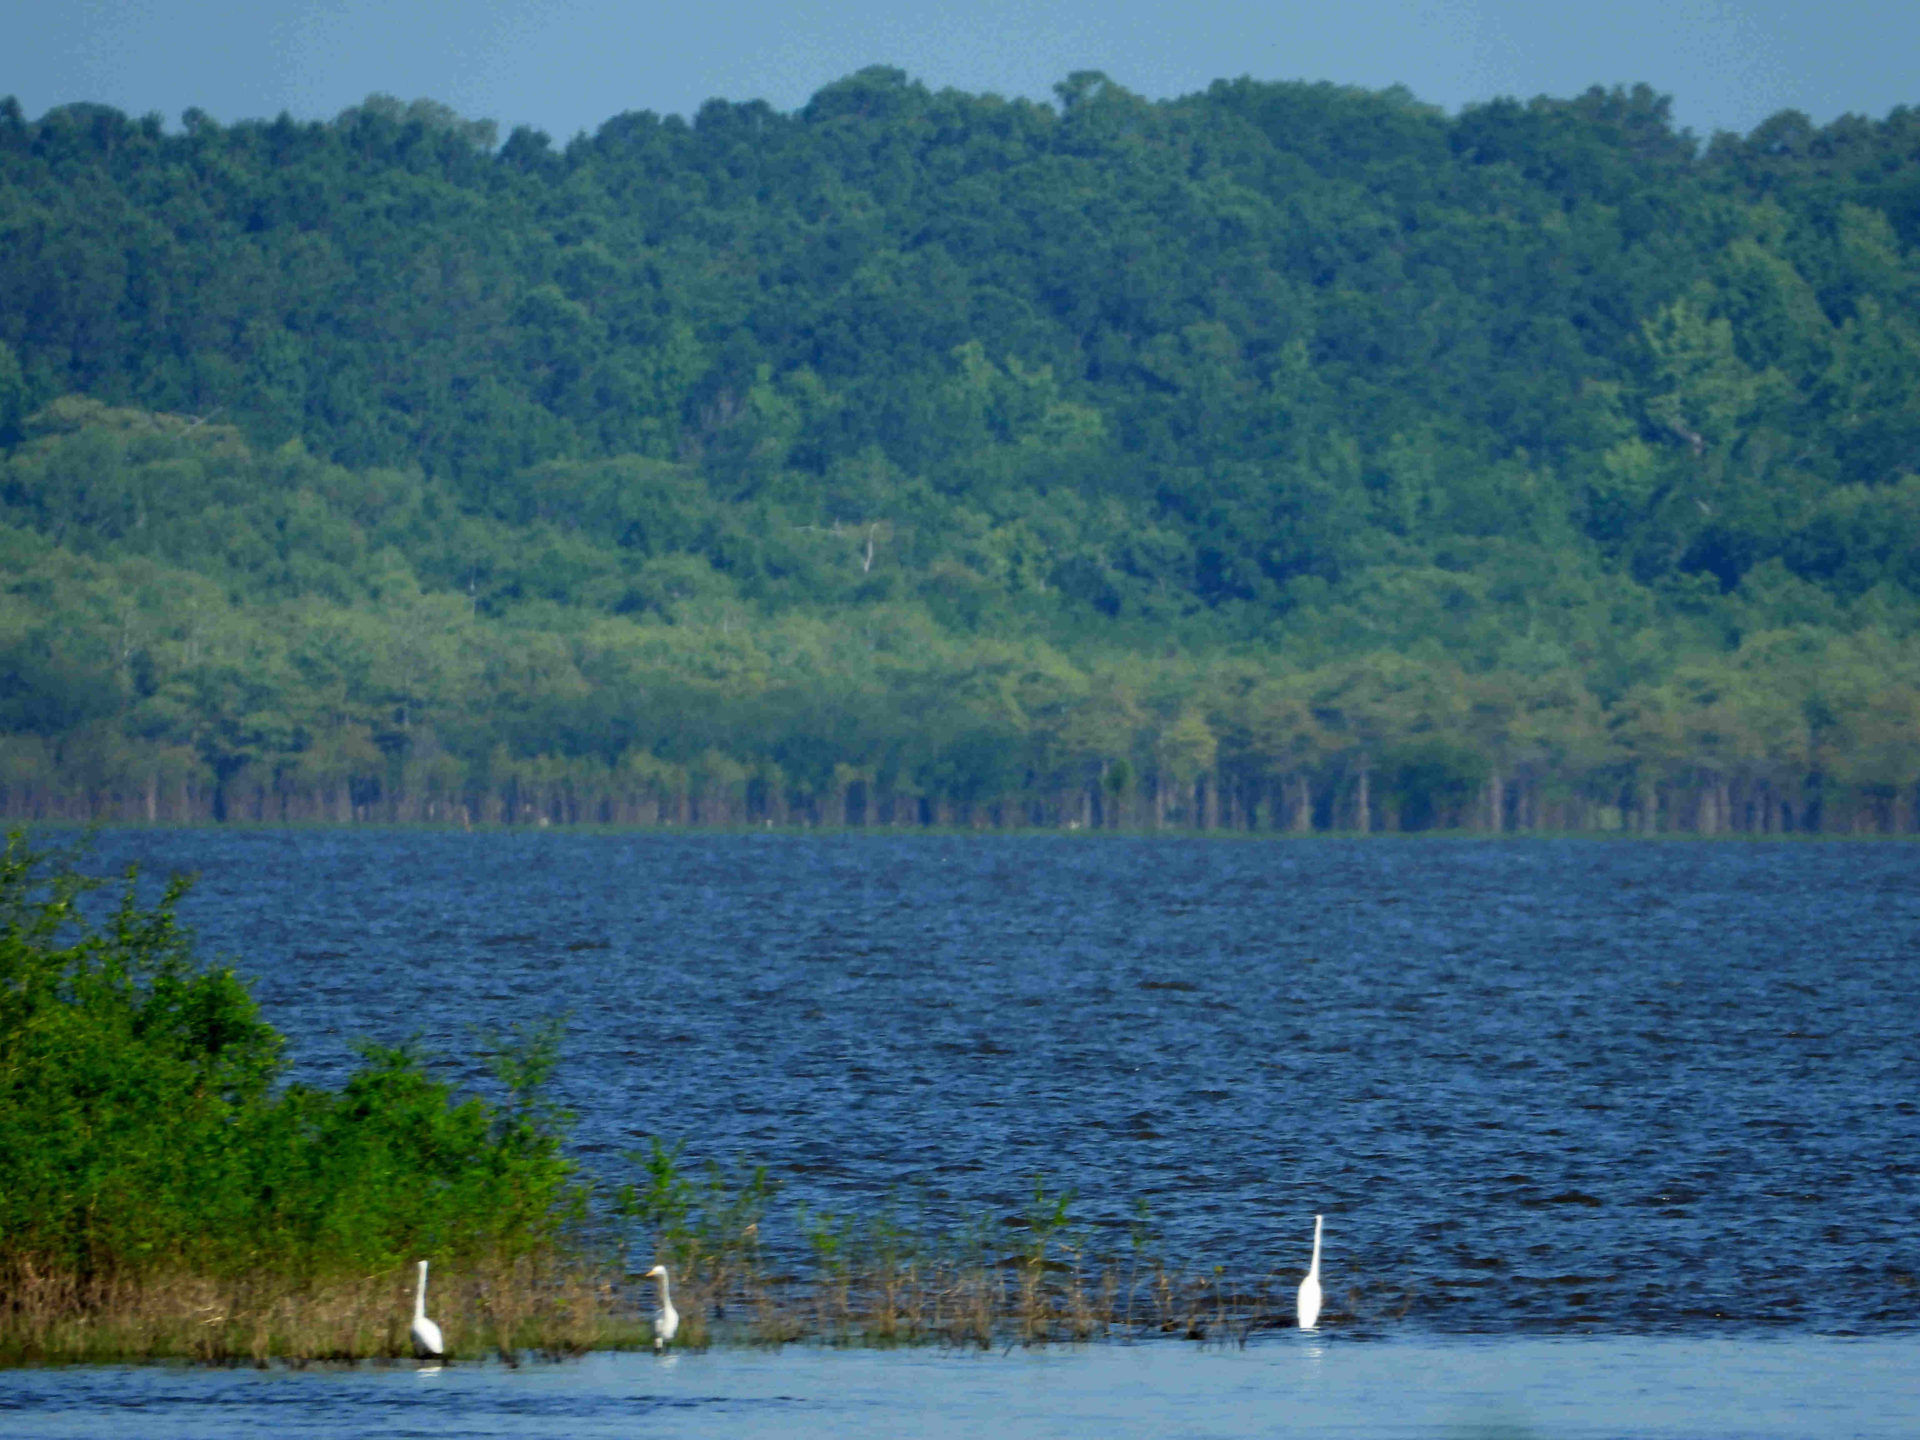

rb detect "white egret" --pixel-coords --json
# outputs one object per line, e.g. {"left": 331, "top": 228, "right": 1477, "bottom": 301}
{"left": 410, "top": 1259, "right": 446, "bottom": 1359}
{"left": 646, "top": 1263, "right": 679, "bottom": 1350}
{"left": 1296, "top": 1215, "right": 1323, "bottom": 1331}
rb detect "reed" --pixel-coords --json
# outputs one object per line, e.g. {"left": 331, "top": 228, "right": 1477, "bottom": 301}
{"left": 0, "top": 1255, "right": 648, "bottom": 1364}
{"left": 606, "top": 1156, "right": 1409, "bottom": 1352}
{"left": 629, "top": 1246, "right": 1340, "bottom": 1350}
{"left": 0, "top": 1194, "right": 1419, "bottom": 1362}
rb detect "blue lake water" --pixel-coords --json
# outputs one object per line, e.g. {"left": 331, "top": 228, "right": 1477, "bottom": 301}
{"left": 16, "top": 830, "right": 1920, "bottom": 1433}
{"left": 4, "top": 1336, "right": 1917, "bottom": 1438}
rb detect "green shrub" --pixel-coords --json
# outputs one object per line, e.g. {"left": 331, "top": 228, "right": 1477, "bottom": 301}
{"left": 0, "top": 831, "right": 584, "bottom": 1286}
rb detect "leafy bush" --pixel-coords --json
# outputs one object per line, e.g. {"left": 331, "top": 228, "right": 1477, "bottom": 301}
{"left": 0, "top": 831, "right": 584, "bottom": 1285}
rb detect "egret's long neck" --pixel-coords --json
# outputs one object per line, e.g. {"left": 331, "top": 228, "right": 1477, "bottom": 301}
{"left": 655, "top": 1270, "right": 673, "bottom": 1306}
{"left": 1308, "top": 1215, "right": 1323, "bottom": 1280}
{"left": 415, "top": 1261, "right": 429, "bottom": 1321}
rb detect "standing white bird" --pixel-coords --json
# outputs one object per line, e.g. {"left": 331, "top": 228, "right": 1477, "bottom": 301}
{"left": 1296, "top": 1214, "right": 1323, "bottom": 1331}
{"left": 646, "top": 1263, "right": 679, "bottom": 1351}
{"left": 411, "top": 1259, "right": 446, "bottom": 1359}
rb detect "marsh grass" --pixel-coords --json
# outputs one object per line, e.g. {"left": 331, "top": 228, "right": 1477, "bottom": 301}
{"left": 609, "top": 1161, "right": 1416, "bottom": 1353}
{"left": 1, "top": 1244, "right": 1423, "bottom": 1364}
{"left": 644, "top": 1246, "right": 1374, "bottom": 1350}
{"left": 0, "top": 1256, "right": 648, "bottom": 1364}
{"left": 1, "top": 1231, "right": 1416, "bottom": 1364}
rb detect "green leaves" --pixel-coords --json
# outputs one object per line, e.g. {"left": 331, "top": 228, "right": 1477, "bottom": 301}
{"left": 0, "top": 834, "right": 583, "bottom": 1282}
{"left": 617, "top": 1138, "right": 777, "bottom": 1280}
{"left": 2, "top": 82, "right": 1920, "bottom": 830}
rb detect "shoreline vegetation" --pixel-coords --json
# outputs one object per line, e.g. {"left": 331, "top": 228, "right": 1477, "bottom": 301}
{"left": 7, "top": 816, "right": 1916, "bottom": 841}
{"left": 11, "top": 782, "right": 1920, "bottom": 839}
{"left": 0, "top": 830, "right": 1349, "bottom": 1366}
{"left": 3, "top": 1213, "right": 1372, "bottom": 1365}
{"left": 2, "top": 1243, "right": 1356, "bottom": 1366}
{"left": 6, "top": 82, "right": 1920, "bottom": 841}
{"left": 6, "top": 748, "right": 1920, "bottom": 837}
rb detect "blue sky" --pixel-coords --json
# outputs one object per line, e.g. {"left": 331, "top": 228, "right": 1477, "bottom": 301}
{"left": 7, "top": 0, "right": 1915, "bottom": 141}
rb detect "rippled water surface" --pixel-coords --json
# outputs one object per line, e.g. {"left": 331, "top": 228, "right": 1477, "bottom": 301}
{"left": 69, "top": 832, "right": 1920, "bottom": 1335}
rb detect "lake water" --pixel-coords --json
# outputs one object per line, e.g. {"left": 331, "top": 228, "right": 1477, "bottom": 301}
{"left": 4, "top": 1336, "right": 1917, "bottom": 1438}
{"left": 15, "top": 831, "right": 1920, "bottom": 1433}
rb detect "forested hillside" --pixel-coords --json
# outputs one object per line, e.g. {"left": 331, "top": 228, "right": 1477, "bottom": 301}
{"left": 3, "top": 73, "right": 1920, "bottom": 832}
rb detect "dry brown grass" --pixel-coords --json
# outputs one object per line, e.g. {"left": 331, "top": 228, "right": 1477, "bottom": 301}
{"left": 0, "top": 1256, "right": 648, "bottom": 1365}
{"left": 1, "top": 1250, "right": 1415, "bottom": 1363}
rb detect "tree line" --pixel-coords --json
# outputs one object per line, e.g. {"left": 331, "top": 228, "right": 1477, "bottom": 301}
{"left": 3, "top": 75, "right": 1920, "bottom": 832}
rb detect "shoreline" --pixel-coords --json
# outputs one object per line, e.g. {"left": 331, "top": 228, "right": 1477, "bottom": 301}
{"left": 7, "top": 819, "right": 1909, "bottom": 843}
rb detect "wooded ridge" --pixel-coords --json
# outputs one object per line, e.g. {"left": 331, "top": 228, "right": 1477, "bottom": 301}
{"left": 3, "top": 74, "right": 1920, "bottom": 832}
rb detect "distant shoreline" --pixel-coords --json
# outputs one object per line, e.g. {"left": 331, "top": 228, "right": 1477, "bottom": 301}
{"left": 7, "top": 816, "right": 1910, "bottom": 840}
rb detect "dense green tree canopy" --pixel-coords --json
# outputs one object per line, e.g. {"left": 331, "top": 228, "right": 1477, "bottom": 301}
{"left": 3, "top": 75, "right": 1920, "bottom": 832}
